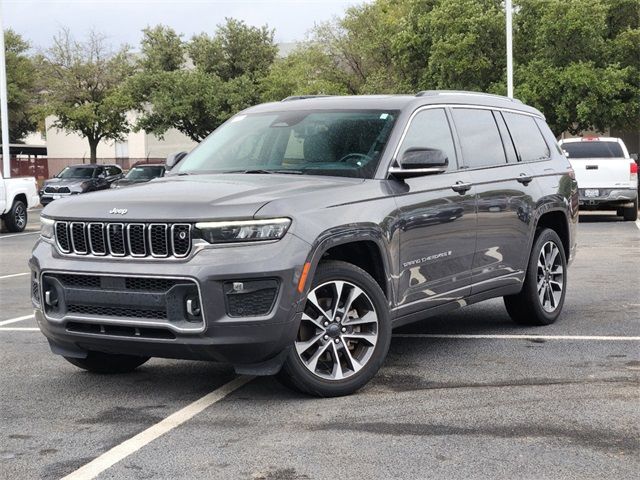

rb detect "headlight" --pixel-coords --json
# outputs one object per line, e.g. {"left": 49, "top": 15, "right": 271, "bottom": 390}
{"left": 195, "top": 218, "right": 291, "bottom": 243}
{"left": 40, "top": 217, "right": 55, "bottom": 239}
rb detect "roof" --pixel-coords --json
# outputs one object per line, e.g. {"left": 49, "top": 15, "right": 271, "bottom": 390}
{"left": 244, "top": 91, "right": 544, "bottom": 118}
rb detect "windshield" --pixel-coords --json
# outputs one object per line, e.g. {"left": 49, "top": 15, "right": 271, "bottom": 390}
{"left": 176, "top": 110, "right": 398, "bottom": 178}
{"left": 562, "top": 141, "right": 625, "bottom": 159}
{"left": 125, "top": 166, "right": 165, "bottom": 180}
{"left": 56, "top": 166, "right": 96, "bottom": 179}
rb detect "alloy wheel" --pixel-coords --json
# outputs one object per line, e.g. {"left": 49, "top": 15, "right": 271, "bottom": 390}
{"left": 537, "top": 241, "right": 564, "bottom": 313}
{"left": 15, "top": 204, "right": 27, "bottom": 230}
{"left": 295, "top": 280, "right": 379, "bottom": 381}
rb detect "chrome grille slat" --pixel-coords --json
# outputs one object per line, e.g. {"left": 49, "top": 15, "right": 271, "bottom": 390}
{"left": 70, "top": 222, "right": 88, "bottom": 254}
{"left": 54, "top": 222, "right": 191, "bottom": 259}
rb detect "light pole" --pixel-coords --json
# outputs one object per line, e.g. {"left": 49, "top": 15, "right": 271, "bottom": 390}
{"left": 0, "top": 1, "right": 10, "bottom": 178}
{"left": 506, "top": 0, "right": 514, "bottom": 98}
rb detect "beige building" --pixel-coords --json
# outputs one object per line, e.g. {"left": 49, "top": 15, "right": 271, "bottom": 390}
{"left": 44, "top": 112, "right": 198, "bottom": 175}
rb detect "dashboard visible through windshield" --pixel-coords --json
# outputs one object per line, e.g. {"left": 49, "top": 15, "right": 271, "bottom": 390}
{"left": 176, "top": 110, "right": 398, "bottom": 178}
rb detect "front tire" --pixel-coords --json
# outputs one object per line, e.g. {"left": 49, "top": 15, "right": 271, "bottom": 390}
{"left": 4, "top": 199, "right": 27, "bottom": 232}
{"left": 64, "top": 351, "right": 150, "bottom": 374}
{"left": 278, "top": 260, "right": 391, "bottom": 397}
{"left": 622, "top": 198, "right": 638, "bottom": 221}
{"left": 504, "top": 228, "right": 567, "bottom": 326}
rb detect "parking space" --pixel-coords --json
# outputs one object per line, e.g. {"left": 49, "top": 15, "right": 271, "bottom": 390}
{"left": 1, "top": 212, "right": 638, "bottom": 479}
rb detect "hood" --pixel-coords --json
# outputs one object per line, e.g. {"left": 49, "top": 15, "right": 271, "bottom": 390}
{"left": 42, "top": 173, "right": 364, "bottom": 222}
{"left": 111, "top": 178, "right": 149, "bottom": 188}
{"left": 43, "top": 177, "right": 90, "bottom": 190}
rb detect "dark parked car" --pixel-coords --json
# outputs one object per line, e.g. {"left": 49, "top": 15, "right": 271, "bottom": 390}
{"left": 32, "top": 92, "right": 578, "bottom": 397}
{"left": 39, "top": 164, "right": 123, "bottom": 205}
{"left": 111, "top": 164, "right": 166, "bottom": 189}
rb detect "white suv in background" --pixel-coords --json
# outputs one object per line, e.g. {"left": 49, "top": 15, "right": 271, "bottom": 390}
{"left": 559, "top": 137, "right": 638, "bottom": 221}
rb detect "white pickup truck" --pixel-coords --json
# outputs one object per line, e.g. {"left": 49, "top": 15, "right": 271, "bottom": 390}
{"left": 0, "top": 171, "right": 40, "bottom": 232}
{"left": 559, "top": 137, "right": 638, "bottom": 221}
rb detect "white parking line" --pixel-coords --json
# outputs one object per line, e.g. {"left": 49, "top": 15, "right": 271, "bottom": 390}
{"left": 393, "top": 333, "right": 640, "bottom": 341}
{"left": 0, "top": 272, "right": 29, "bottom": 280}
{"left": 0, "top": 231, "right": 39, "bottom": 239}
{"left": 0, "top": 314, "right": 34, "bottom": 326}
{"left": 61, "top": 375, "right": 254, "bottom": 480}
{"left": 635, "top": 219, "right": 640, "bottom": 231}
{"left": 0, "top": 327, "right": 39, "bottom": 331}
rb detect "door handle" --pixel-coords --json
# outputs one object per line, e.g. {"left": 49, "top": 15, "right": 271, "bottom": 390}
{"left": 451, "top": 181, "right": 473, "bottom": 194}
{"left": 516, "top": 174, "right": 533, "bottom": 185}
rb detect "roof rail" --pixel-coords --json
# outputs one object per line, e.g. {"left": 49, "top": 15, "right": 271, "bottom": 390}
{"left": 281, "top": 95, "right": 334, "bottom": 102}
{"left": 415, "top": 90, "right": 522, "bottom": 104}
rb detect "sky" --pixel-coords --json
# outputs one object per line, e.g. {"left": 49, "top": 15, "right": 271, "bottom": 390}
{"left": 2, "top": 0, "right": 360, "bottom": 51}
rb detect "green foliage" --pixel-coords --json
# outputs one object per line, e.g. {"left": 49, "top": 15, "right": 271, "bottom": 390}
{"left": 139, "top": 25, "right": 184, "bottom": 72}
{"left": 131, "top": 19, "right": 277, "bottom": 141}
{"left": 3, "top": 30, "right": 38, "bottom": 142}
{"left": 40, "top": 29, "right": 135, "bottom": 162}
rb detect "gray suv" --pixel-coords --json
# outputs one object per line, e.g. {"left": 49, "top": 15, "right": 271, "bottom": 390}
{"left": 30, "top": 92, "right": 578, "bottom": 397}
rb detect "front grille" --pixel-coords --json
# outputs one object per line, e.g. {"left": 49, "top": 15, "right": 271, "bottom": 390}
{"left": 68, "top": 304, "right": 167, "bottom": 319}
{"left": 54, "top": 221, "right": 192, "bottom": 258}
{"left": 45, "top": 186, "right": 70, "bottom": 194}
{"left": 41, "top": 273, "right": 203, "bottom": 330}
{"left": 224, "top": 279, "right": 279, "bottom": 317}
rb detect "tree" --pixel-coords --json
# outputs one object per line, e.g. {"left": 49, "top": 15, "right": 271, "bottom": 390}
{"left": 40, "top": 29, "right": 135, "bottom": 162}
{"left": 2, "top": 29, "right": 38, "bottom": 142}
{"left": 131, "top": 19, "right": 277, "bottom": 141}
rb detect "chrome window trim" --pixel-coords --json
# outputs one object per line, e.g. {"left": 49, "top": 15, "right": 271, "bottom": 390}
{"left": 388, "top": 103, "right": 545, "bottom": 174}
{"left": 39, "top": 270, "right": 206, "bottom": 334}
{"left": 126, "top": 223, "right": 147, "bottom": 257}
{"left": 54, "top": 221, "right": 71, "bottom": 254}
{"left": 170, "top": 224, "right": 192, "bottom": 258}
{"left": 106, "top": 223, "right": 126, "bottom": 257}
{"left": 87, "top": 222, "right": 107, "bottom": 256}
{"left": 69, "top": 222, "right": 88, "bottom": 255}
{"left": 148, "top": 223, "right": 169, "bottom": 258}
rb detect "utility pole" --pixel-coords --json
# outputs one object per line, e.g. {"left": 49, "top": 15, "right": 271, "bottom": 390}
{"left": 506, "top": 0, "right": 514, "bottom": 98}
{"left": 0, "top": 2, "right": 10, "bottom": 178}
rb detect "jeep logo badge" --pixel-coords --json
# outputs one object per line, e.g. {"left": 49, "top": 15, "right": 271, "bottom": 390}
{"left": 109, "top": 208, "right": 128, "bottom": 215}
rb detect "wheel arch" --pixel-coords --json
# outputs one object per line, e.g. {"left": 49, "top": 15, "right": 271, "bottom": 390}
{"left": 533, "top": 207, "right": 571, "bottom": 260}
{"left": 304, "top": 226, "right": 393, "bottom": 303}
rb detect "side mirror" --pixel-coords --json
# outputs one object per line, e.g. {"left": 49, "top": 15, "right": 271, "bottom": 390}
{"left": 630, "top": 153, "right": 638, "bottom": 161}
{"left": 389, "top": 148, "right": 448, "bottom": 179}
{"left": 166, "top": 151, "right": 188, "bottom": 170}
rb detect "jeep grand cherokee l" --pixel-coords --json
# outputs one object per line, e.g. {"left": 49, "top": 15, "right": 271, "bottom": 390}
{"left": 30, "top": 92, "right": 578, "bottom": 397}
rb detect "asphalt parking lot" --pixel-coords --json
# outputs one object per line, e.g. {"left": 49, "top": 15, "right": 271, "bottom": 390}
{"left": 1, "top": 210, "right": 639, "bottom": 480}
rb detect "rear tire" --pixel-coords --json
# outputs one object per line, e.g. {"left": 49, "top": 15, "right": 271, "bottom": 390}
{"left": 622, "top": 198, "right": 638, "bottom": 221}
{"left": 278, "top": 260, "right": 391, "bottom": 397}
{"left": 4, "top": 199, "right": 27, "bottom": 232}
{"left": 504, "top": 228, "right": 567, "bottom": 326}
{"left": 64, "top": 351, "right": 150, "bottom": 374}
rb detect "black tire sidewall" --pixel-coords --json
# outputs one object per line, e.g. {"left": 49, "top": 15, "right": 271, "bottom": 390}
{"left": 281, "top": 260, "right": 391, "bottom": 397}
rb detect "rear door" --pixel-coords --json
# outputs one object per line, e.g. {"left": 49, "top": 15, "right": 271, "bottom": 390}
{"left": 393, "top": 107, "right": 477, "bottom": 312}
{"left": 451, "top": 108, "right": 540, "bottom": 294}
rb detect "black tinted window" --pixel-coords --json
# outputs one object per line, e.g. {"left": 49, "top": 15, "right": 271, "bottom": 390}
{"left": 503, "top": 112, "right": 550, "bottom": 162}
{"left": 561, "top": 141, "right": 624, "bottom": 159}
{"left": 452, "top": 109, "right": 506, "bottom": 168}
{"left": 399, "top": 109, "right": 457, "bottom": 170}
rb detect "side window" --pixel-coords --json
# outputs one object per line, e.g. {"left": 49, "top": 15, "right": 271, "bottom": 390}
{"left": 502, "top": 112, "right": 550, "bottom": 162}
{"left": 110, "top": 166, "right": 123, "bottom": 176}
{"left": 398, "top": 108, "right": 457, "bottom": 170}
{"left": 451, "top": 108, "right": 506, "bottom": 168}
{"left": 494, "top": 112, "right": 518, "bottom": 163}
{"left": 93, "top": 166, "right": 104, "bottom": 178}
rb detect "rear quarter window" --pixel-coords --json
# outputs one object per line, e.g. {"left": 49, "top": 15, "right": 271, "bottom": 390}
{"left": 502, "top": 112, "right": 550, "bottom": 162}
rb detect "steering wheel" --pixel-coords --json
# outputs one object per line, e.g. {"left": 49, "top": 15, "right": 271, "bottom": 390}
{"left": 337, "top": 153, "right": 372, "bottom": 165}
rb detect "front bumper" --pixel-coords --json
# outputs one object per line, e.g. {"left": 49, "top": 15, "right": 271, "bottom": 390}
{"left": 578, "top": 188, "right": 637, "bottom": 207}
{"left": 29, "top": 233, "right": 312, "bottom": 373}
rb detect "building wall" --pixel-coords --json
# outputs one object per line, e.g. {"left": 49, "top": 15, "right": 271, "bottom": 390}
{"left": 44, "top": 113, "right": 198, "bottom": 175}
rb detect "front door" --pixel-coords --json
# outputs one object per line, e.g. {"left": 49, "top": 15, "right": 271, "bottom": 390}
{"left": 393, "top": 108, "right": 477, "bottom": 313}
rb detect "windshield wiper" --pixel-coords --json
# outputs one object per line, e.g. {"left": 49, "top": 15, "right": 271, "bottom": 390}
{"left": 226, "top": 169, "right": 304, "bottom": 175}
